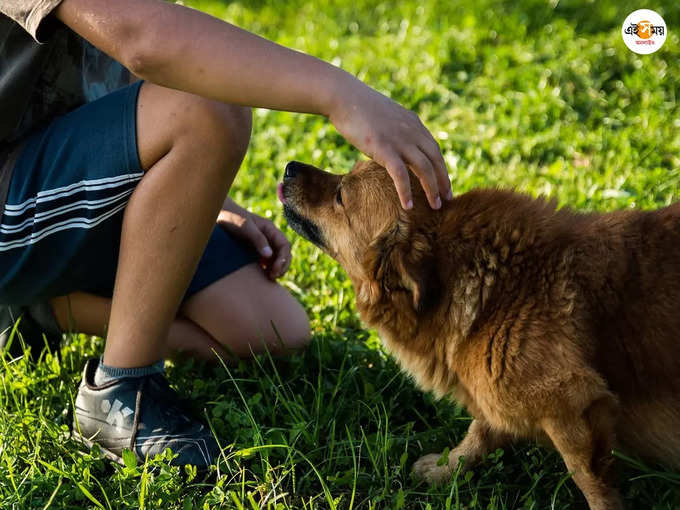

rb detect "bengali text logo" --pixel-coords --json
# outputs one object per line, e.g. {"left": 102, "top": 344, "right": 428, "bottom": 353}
{"left": 622, "top": 9, "right": 667, "bottom": 54}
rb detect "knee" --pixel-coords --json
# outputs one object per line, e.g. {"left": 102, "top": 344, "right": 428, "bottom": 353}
{"left": 138, "top": 82, "right": 252, "bottom": 172}
{"left": 271, "top": 296, "right": 311, "bottom": 353}
{"left": 182, "top": 98, "right": 252, "bottom": 166}
{"left": 246, "top": 287, "right": 311, "bottom": 355}
{"left": 213, "top": 103, "right": 252, "bottom": 164}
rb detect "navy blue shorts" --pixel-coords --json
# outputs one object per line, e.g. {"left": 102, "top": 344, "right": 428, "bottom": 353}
{"left": 0, "top": 81, "right": 257, "bottom": 306}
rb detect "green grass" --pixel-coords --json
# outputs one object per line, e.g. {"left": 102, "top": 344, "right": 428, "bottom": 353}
{"left": 2, "top": 0, "right": 680, "bottom": 507}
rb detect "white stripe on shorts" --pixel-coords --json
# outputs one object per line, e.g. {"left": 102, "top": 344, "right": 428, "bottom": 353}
{"left": 0, "top": 201, "right": 129, "bottom": 252}
{"left": 3, "top": 172, "right": 143, "bottom": 216}
{"left": 0, "top": 188, "right": 135, "bottom": 234}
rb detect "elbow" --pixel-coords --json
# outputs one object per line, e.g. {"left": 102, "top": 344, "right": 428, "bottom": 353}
{"left": 56, "top": 0, "right": 181, "bottom": 81}
{"left": 120, "top": 25, "right": 188, "bottom": 83}
{"left": 124, "top": 50, "right": 152, "bottom": 78}
{"left": 117, "top": 8, "right": 178, "bottom": 80}
{"left": 121, "top": 37, "right": 165, "bottom": 79}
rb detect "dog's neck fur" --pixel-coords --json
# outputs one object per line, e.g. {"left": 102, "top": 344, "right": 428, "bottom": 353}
{"left": 354, "top": 253, "right": 477, "bottom": 398}
{"left": 352, "top": 190, "right": 580, "bottom": 399}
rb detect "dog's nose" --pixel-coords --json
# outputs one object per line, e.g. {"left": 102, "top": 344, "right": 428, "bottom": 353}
{"left": 284, "top": 161, "right": 301, "bottom": 179}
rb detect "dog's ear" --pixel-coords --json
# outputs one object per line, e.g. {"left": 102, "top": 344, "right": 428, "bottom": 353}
{"left": 362, "top": 223, "right": 440, "bottom": 313}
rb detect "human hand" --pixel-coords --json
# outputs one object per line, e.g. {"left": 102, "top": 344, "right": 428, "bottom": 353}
{"left": 218, "top": 199, "right": 292, "bottom": 279}
{"left": 327, "top": 78, "right": 452, "bottom": 210}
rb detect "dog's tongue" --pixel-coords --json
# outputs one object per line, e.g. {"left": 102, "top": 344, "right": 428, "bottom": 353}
{"left": 277, "top": 182, "right": 286, "bottom": 204}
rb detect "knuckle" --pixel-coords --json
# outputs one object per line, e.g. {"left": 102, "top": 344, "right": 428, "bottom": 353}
{"left": 428, "top": 139, "right": 442, "bottom": 155}
{"left": 386, "top": 161, "right": 406, "bottom": 179}
{"left": 413, "top": 153, "right": 432, "bottom": 172}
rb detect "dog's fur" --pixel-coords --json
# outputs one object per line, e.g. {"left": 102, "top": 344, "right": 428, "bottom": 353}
{"left": 280, "top": 160, "right": 680, "bottom": 510}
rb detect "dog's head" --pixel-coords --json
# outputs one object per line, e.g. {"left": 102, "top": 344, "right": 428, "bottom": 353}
{"left": 279, "top": 160, "right": 441, "bottom": 314}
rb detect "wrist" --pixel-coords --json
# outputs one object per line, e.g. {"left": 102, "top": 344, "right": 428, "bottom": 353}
{"left": 317, "top": 66, "right": 362, "bottom": 118}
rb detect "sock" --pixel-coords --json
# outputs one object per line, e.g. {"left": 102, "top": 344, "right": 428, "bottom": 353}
{"left": 94, "top": 356, "right": 165, "bottom": 386}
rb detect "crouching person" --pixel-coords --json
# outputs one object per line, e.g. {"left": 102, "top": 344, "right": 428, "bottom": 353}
{"left": 0, "top": 0, "right": 447, "bottom": 468}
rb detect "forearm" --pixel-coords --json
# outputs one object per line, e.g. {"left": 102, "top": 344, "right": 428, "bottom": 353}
{"left": 55, "top": 0, "right": 356, "bottom": 115}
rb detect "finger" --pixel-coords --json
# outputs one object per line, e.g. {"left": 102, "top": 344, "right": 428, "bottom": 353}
{"left": 270, "top": 248, "right": 290, "bottom": 278}
{"left": 403, "top": 146, "right": 441, "bottom": 209}
{"left": 244, "top": 220, "right": 273, "bottom": 258}
{"left": 260, "top": 221, "right": 289, "bottom": 255}
{"left": 282, "top": 252, "right": 292, "bottom": 274}
{"left": 381, "top": 152, "right": 413, "bottom": 209}
{"left": 420, "top": 137, "right": 452, "bottom": 201}
{"left": 271, "top": 244, "right": 292, "bottom": 279}
{"left": 259, "top": 221, "right": 291, "bottom": 277}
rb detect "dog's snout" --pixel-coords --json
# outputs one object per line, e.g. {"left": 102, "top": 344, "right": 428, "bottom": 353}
{"left": 284, "top": 161, "right": 301, "bottom": 180}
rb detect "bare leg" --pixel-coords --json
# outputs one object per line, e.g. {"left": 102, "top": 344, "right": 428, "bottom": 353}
{"left": 541, "top": 396, "right": 622, "bottom": 510}
{"left": 413, "top": 417, "right": 511, "bottom": 484}
{"left": 50, "top": 292, "right": 227, "bottom": 360}
{"left": 102, "top": 82, "right": 251, "bottom": 367}
{"left": 50, "top": 263, "right": 310, "bottom": 361}
{"left": 180, "top": 262, "right": 310, "bottom": 357}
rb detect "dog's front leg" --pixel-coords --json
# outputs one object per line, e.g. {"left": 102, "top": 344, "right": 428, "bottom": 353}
{"left": 413, "top": 417, "right": 510, "bottom": 484}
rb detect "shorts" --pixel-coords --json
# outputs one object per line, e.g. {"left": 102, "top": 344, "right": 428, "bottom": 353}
{"left": 0, "top": 81, "right": 258, "bottom": 307}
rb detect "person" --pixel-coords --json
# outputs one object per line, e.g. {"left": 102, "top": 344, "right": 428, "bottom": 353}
{"left": 0, "top": 0, "right": 451, "bottom": 468}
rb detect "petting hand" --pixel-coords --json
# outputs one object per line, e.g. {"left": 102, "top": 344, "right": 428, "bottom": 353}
{"left": 218, "top": 199, "right": 292, "bottom": 280}
{"left": 327, "top": 78, "right": 452, "bottom": 210}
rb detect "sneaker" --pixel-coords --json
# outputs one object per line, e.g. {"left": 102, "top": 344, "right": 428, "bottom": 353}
{"left": 0, "top": 302, "right": 62, "bottom": 357}
{"left": 72, "top": 358, "right": 219, "bottom": 469}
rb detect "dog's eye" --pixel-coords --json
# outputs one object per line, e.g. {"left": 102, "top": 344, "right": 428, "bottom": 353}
{"left": 335, "top": 187, "right": 343, "bottom": 206}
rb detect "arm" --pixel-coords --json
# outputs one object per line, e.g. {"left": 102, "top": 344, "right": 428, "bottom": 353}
{"left": 54, "top": 0, "right": 451, "bottom": 209}
{"left": 57, "top": 0, "right": 345, "bottom": 115}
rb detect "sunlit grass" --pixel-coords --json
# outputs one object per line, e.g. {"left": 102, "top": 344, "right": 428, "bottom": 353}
{"left": 1, "top": 0, "right": 679, "bottom": 507}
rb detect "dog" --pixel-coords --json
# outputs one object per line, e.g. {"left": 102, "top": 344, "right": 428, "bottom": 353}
{"left": 278, "top": 159, "right": 680, "bottom": 510}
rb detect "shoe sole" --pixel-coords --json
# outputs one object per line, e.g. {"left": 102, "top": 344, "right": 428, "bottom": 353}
{"left": 71, "top": 429, "right": 215, "bottom": 475}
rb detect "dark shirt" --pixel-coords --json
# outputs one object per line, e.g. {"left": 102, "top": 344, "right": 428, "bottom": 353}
{"left": 0, "top": 0, "right": 130, "bottom": 209}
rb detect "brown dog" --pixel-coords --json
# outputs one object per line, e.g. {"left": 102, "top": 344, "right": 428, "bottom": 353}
{"left": 279, "top": 159, "right": 680, "bottom": 510}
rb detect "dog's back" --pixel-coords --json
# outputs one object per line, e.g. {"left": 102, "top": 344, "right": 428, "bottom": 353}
{"left": 441, "top": 191, "right": 680, "bottom": 465}
{"left": 576, "top": 203, "right": 680, "bottom": 464}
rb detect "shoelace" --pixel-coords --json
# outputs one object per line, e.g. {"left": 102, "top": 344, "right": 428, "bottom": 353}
{"left": 128, "top": 372, "right": 212, "bottom": 460}
{"left": 148, "top": 374, "right": 197, "bottom": 418}
{"left": 128, "top": 376, "right": 146, "bottom": 453}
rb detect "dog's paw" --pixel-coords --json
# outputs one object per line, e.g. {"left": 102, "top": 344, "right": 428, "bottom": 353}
{"left": 412, "top": 453, "right": 453, "bottom": 485}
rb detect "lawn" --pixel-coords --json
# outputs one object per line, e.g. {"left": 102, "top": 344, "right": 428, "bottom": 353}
{"left": 2, "top": 0, "right": 680, "bottom": 508}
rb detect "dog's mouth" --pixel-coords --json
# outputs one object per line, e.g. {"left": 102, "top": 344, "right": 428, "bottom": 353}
{"left": 283, "top": 205, "right": 326, "bottom": 249}
{"left": 279, "top": 182, "right": 326, "bottom": 249}
{"left": 277, "top": 182, "right": 287, "bottom": 205}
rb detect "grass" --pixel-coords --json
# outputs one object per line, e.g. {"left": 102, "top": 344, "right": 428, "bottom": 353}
{"left": 2, "top": 0, "right": 680, "bottom": 507}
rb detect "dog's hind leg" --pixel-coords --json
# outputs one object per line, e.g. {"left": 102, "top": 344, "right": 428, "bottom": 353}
{"left": 541, "top": 395, "right": 622, "bottom": 510}
{"left": 412, "top": 417, "right": 511, "bottom": 484}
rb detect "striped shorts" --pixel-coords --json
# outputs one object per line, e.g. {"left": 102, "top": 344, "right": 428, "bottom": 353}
{"left": 0, "top": 82, "right": 257, "bottom": 306}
